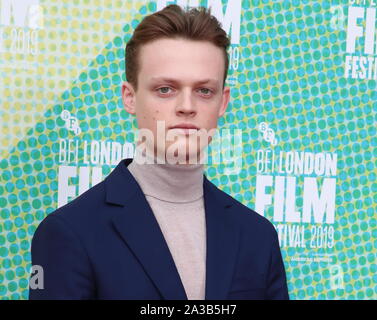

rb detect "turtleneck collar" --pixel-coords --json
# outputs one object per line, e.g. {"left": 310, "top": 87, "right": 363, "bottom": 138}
{"left": 126, "top": 141, "right": 206, "bottom": 202}
{"left": 127, "top": 158, "right": 204, "bottom": 203}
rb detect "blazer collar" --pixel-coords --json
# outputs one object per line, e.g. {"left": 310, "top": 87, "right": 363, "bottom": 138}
{"left": 105, "top": 158, "right": 240, "bottom": 300}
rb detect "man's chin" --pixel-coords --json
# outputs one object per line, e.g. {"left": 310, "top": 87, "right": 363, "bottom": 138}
{"left": 163, "top": 145, "right": 207, "bottom": 165}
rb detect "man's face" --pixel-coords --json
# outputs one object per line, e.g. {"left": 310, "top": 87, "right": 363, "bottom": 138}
{"left": 122, "top": 37, "right": 230, "bottom": 163}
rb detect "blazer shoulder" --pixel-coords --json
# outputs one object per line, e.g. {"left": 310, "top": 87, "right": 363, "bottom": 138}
{"left": 63, "top": 179, "right": 105, "bottom": 210}
{"left": 208, "top": 179, "right": 276, "bottom": 234}
{"left": 39, "top": 180, "right": 107, "bottom": 231}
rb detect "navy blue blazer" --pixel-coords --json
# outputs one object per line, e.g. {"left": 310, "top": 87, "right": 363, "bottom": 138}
{"left": 29, "top": 158, "right": 289, "bottom": 300}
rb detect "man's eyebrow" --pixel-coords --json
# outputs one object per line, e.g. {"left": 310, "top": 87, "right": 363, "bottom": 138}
{"left": 150, "top": 77, "right": 219, "bottom": 85}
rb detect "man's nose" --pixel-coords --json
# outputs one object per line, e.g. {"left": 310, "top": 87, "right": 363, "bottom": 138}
{"left": 175, "top": 89, "right": 197, "bottom": 116}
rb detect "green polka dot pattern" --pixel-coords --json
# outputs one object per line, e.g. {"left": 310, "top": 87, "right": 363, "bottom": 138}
{"left": 0, "top": 0, "right": 137, "bottom": 159}
{"left": 0, "top": 0, "right": 376, "bottom": 300}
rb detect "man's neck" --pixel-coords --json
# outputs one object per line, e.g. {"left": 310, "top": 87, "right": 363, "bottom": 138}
{"left": 127, "top": 158, "right": 204, "bottom": 203}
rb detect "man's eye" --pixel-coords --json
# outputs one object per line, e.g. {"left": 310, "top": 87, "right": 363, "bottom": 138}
{"left": 157, "top": 87, "right": 172, "bottom": 94}
{"left": 199, "top": 88, "right": 212, "bottom": 95}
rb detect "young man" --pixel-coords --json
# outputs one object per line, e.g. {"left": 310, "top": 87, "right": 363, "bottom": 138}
{"left": 29, "top": 4, "right": 289, "bottom": 300}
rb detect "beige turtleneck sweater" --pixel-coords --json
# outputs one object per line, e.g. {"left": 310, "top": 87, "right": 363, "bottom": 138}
{"left": 127, "top": 159, "right": 207, "bottom": 300}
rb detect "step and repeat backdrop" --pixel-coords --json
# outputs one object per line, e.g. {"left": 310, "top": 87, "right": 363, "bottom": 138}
{"left": 0, "top": 0, "right": 376, "bottom": 300}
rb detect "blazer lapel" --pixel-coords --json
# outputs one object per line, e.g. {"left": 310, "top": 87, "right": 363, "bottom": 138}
{"left": 203, "top": 175, "right": 240, "bottom": 300}
{"left": 106, "top": 159, "right": 188, "bottom": 300}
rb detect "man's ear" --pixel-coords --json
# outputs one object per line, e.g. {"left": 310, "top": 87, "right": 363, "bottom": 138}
{"left": 218, "top": 86, "right": 230, "bottom": 117}
{"left": 122, "top": 81, "right": 136, "bottom": 115}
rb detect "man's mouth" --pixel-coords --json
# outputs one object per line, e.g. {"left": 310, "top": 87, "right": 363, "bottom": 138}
{"left": 169, "top": 123, "right": 199, "bottom": 135}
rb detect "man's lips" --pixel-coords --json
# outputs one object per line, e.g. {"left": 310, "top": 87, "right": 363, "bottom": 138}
{"left": 169, "top": 123, "right": 199, "bottom": 130}
{"left": 169, "top": 123, "right": 200, "bottom": 135}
